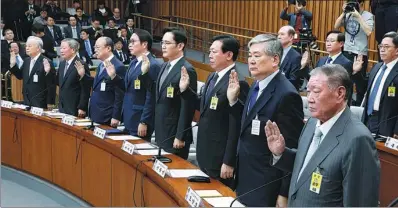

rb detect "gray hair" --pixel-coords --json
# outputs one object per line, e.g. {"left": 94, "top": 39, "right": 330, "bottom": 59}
{"left": 248, "top": 34, "right": 283, "bottom": 61}
{"left": 98, "top": 36, "right": 114, "bottom": 51}
{"left": 61, "top": 38, "right": 80, "bottom": 52}
{"left": 27, "top": 36, "right": 43, "bottom": 50}
{"left": 310, "top": 64, "right": 352, "bottom": 100}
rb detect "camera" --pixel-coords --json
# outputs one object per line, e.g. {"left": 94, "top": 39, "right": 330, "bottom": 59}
{"left": 344, "top": 1, "right": 359, "bottom": 13}
{"left": 288, "top": 0, "right": 307, "bottom": 6}
{"left": 298, "top": 28, "right": 320, "bottom": 52}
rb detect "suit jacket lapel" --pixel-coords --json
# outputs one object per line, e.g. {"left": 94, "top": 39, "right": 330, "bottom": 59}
{"left": 28, "top": 55, "right": 42, "bottom": 82}
{"left": 158, "top": 58, "right": 184, "bottom": 96}
{"left": 156, "top": 63, "right": 168, "bottom": 102}
{"left": 94, "top": 60, "right": 109, "bottom": 88}
{"left": 61, "top": 57, "right": 77, "bottom": 87}
{"left": 201, "top": 70, "right": 231, "bottom": 116}
{"left": 293, "top": 108, "right": 350, "bottom": 194}
{"left": 200, "top": 73, "right": 214, "bottom": 112}
{"left": 280, "top": 49, "right": 290, "bottom": 72}
{"left": 366, "top": 63, "right": 383, "bottom": 93}
{"left": 380, "top": 63, "right": 398, "bottom": 99}
{"left": 241, "top": 73, "right": 279, "bottom": 130}
{"left": 241, "top": 82, "right": 256, "bottom": 125}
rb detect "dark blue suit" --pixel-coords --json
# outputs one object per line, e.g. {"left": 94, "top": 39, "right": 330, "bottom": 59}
{"left": 235, "top": 72, "right": 304, "bottom": 206}
{"left": 89, "top": 56, "right": 126, "bottom": 125}
{"left": 280, "top": 48, "right": 302, "bottom": 90}
{"left": 122, "top": 54, "right": 160, "bottom": 140}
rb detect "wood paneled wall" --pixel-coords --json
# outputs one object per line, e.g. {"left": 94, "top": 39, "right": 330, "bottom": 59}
{"left": 149, "top": 0, "right": 379, "bottom": 62}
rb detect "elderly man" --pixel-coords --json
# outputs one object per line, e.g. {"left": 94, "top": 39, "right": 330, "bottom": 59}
{"left": 266, "top": 64, "right": 380, "bottom": 206}
{"left": 8, "top": 36, "right": 56, "bottom": 109}
{"left": 56, "top": 38, "right": 91, "bottom": 117}
{"left": 229, "top": 34, "right": 304, "bottom": 206}
{"left": 89, "top": 36, "right": 126, "bottom": 127}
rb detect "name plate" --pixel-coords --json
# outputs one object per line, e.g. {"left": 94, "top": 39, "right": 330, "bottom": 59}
{"left": 93, "top": 127, "right": 106, "bottom": 139}
{"left": 30, "top": 107, "right": 44, "bottom": 116}
{"left": 385, "top": 137, "right": 398, "bottom": 151}
{"left": 185, "top": 186, "right": 202, "bottom": 207}
{"left": 152, "top": 159, "right": 168, "bottom": 178}
{"left": 121, "top": 140, "right": 135, "bottom": 155}
{"left": 1, "top": 100, "right": 13, "bottom": 108}
{"left": 61, "top": 116, "right": 75, "bottom": 126}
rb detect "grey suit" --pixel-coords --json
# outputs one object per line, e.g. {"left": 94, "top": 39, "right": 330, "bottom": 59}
{"left": 274, "top": 107, "right": 380, "bottom": 206}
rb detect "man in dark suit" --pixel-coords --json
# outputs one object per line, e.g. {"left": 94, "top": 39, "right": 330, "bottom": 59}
{"left": 301, "top": 30, "right": 354, "bottom": 103}
{"left": 119, "top": 26, "right": 130, "bottom": 54}
{"left": 93, "top": 0, "right": 113, "bottom": 26}
{"left": 22, "top": 0, "right": 41, "bottom": 40}
{"left": 125, "top": 17, "right": 135, "bottom": 40}
{"left": 117, "top": 29, "right": 160, "bottom": 141}
{"left": 74, "top": 7, "right": 90, "bottom": 27}
{"left": 362, "top": 32, "right": 398, "bottom": 139}
{"left": 8, "top": 36, "right": 56, "bottom": 109}
{"left": 140, "top": 27, "right": 197, "bottom": 159}
{"left": 86, "top": 18, "right": 103, "bottom": 42}
{"left": 79, "top": 29, "right": 95, "bottom": 58}
{"left": 1, "top": 29, "right": 15, "bottom": 74}
{"left": 103, "top": 19, "right": 119, "bottom": 41}
{"left": 278, "top": 25, "right": 302, "bottom": 90}
{"left": 56, "top": 38, "right": 91, "bottom": 116}
{"left": 89, "top": 36, "right": 126, "bottom": 127}
{"left": 32, "top": 24, "right": 57, "bottom": 60}
{"left": 266, "top": 64, "right": 380, "bottom": 206}
{"left": 44, "top": 16, "right": 63, "bottom": 46}
{"left": 229, "top": 34, "right": 304, "bottom": 207}
{"left": 64, "top": 16, "right": 82, "bottom": 40}
{"left": 113, "top": 38, "right": 130, "bottom": 65}
{"left": 179, "top": 35, "right": 249, "bottom": 188}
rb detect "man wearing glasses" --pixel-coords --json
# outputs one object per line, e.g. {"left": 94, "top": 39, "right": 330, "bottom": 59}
{"left": 362, "top": 32, "right": 398, "bottom": 140}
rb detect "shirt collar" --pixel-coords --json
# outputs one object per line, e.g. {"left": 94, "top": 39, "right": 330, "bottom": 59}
{"left": 329, "top": 52, "right": 342, "bottom": 62}
{"left": 316, "top": 107, "right": 346, "bottom": 140}
{"left": 102, "top": 54, "right": 114, "bottom": 64}
{"left": 284, "top": 46, "right": 292, "bottom": 55}
{"left": 31, "top": 53, "right": 41, "bottom": 62}
{"left": 257, "top": 70, "right": 280, "bottom": 92}
{"left": 216, "top": 63, "right": 235, "bottom": 80}
{"left": 66, "top": 55, "right": 77, "bottom": 66}
{"left": 137, "top": 52, "right": 151, "bottom": 62}
{"left": 385, "top": 57, "right": 398, "bottom": 69}
{"left": 169, "top": 55, "right": 184, "bottom": 68}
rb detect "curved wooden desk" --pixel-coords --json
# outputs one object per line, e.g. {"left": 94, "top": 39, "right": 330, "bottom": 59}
{"left": 1, "top": 108, "right": 236, "bottom": 207}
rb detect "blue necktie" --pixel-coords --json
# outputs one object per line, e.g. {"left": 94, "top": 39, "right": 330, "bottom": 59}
{"left": 128, "top": 59, "right": 138, "bottom": 80}
{"left": 205, "top": 73, "right": 219, "bottom": 103}
{"left": 85, "top": 40, "right": 92, "bottom": 57}
{"left": 326, "top": 57, "right": 332, "bottom": 64}
{"left": 367, "top": 64, "right": 387, "bottom": 115}
{"left": 247, "top": 82, "right": 260, "bottom": 113}
{"left": 98, "top": 63, "right": 104, "bottom": 75}
{"left": 16, "top": 55, "right": 20, "bottom": 67}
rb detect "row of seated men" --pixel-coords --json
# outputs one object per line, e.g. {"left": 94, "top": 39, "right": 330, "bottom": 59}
{"left": 4, "top": 25, "right": 398, "bottom": 206}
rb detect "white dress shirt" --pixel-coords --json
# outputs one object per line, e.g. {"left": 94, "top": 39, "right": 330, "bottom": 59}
{"left": 281, "top": 46, "right": 292, "bottom": 64}
{"left": 71, "top": 26, "right": 78, "bottom": 39}
{"left": 214, "top": 63, "right": 235, "bottom": 86}
{"left": 167, "top": 55, "right": 184, "bottom": 73}
{"left": 327, "top": 52, "right": 342, "bottom": 64}
{"left": 135, "top": 52, "right": 150, "bottom": 68}
{"left": 370, "top": 57, "right": 398, "bottom": 111}
{"left": 29, "top": 54, "right": 41, "bottom": 75}
{"left": 256, "top": 70, "right": 280, "bottom": 100}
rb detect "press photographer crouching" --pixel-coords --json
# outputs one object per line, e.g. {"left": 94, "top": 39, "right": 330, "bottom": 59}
{"left": 334, "top": 0, "right": 374, "bottom": 106}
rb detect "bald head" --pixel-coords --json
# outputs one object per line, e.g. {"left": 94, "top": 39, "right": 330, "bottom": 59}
{"left": 278, "top": 26, "right": 296, "bottom": 48}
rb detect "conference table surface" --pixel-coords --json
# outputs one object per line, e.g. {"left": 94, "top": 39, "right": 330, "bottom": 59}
{"left": 1, "top": 107, "right": 236, "bottom": 207}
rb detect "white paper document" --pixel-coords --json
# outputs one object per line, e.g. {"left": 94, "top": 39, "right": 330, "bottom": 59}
{"left": 44, "top": 111, "right": 67, "bottom": 118}
{"left": 195, "top": 190, "right": 222, "bottom": 198}
{"left": 134, "top": 143, "right": 158, "bottom": 150}
{"left": 74, "top": 122, "right": 100, "bottom": 127}
{"left": 167, "top": 169, "right": 208, "bottom": 178}
{"left": 203, "top": 197, "right": 245, "bottom": 207}
{"left": 136, "top": 149, "right": 171, "bottom": 156}
{"left": 75, "top": 118, "right": 91, "bottom": 123}
{"left": 107, "top": 135, "right": 141, "bottom": 141}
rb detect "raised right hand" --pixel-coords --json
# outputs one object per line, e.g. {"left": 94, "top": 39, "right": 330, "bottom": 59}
{"left": 300, "top": 50, "right": 310, "bottom": 69}
{"left": 140, "top": 55, "right": 150, "bottom": 74}
{"left": 74, "top": 60, "right": 85, "bottom": 78}
{"left": 9, "top": 51, "right": 16, "bottom": 68}
{"left": 227, "top": 70, "right": 240, "bottom": 104}
{"left": 179, "top": 66, "right": 190, "bottom": 92}
{"left": 265, "top": 120, "right": 286, "bottom": 156}
{"left": 353, "top": 55, "right": 364, "bottom": 74}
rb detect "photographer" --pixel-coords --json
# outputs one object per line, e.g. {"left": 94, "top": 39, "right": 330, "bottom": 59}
{"left": 280, "top": 0, "right": 312, "bottom": 44}
{"left": 334, "top": 0, "right": 374, "bottom": 106}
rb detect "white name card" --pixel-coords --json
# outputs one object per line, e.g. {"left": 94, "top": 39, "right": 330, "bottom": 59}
{"left": 185, "top": 186, "right": 202, "bottom": 207}
{"left": 1, "top": 100, "right": 13, "bottom": 108}
{"left": 30, "top": 107, "right": 44, "bottom": 116}
{"left": 121, "top": 140, "right": 135, "bottom": 155}
{"left": 152, "top": 159, "right": 168, "bottom": 178}
{"left": 385, "top": 137, "right": 398, "bottom": 151}
{"left": 93, "top": 127, "right": 106, "bottom": 139}
{"left": 61, "top": 116, "right": 75, "bottom": 126}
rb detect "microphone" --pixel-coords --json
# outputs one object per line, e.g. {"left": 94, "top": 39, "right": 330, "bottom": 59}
{"left": 371, "top": 114, "right": 398, "bottom": 142}
{"left": 150, "top": 123, "right": 199, "bottom": 163}
{"left": 229, "top": 173, "right": 291, "bottom": 207}
{"left": 83, "top": 98, "right": 95, "bottom": 130}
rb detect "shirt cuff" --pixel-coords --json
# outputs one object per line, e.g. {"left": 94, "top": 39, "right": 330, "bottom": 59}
{"left": 272, "top": 154, "right": 282, "bottom": 165}
{"left": 229, "top": 99, "right": 238, "bottom": 107}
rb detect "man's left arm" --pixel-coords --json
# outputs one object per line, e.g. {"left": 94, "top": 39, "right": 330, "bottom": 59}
{"left": 356, "top": 11, "right": 374, "bottom": 36}
{"left": 46, "top": 60, "right": 56, "bottom": 105}
{"left": 111, "top": 65, "right": 126, "bottom": 121}
{"left": 300, "top": 8, "right": 313, "bottom": 20}
{"left": 342, "top": 134, "right": 380, "bottom": 206}
{"left": 275, "top": 92, "right": 304, "bottom": 197}
{"left": 140, "top": 63, "right": 160, "bottom": 125}
{"left": 176, "top": 66, "right": 197, "bottom": 141}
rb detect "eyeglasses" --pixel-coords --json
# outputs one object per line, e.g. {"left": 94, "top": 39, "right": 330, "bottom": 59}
{"left": 160, "top": 41, "right": 176, "bottom": 46}
{"left": 130, "top": 39, "right": 140, "bottom": 44}
{"left": 378, "top": 44, "right": 395, "bottom": 50}
{"left": 326, "top": 39, "right": 337, "bottom": 43}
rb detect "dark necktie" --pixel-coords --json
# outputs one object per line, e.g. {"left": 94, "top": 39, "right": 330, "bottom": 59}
{"left": 205, "top": 73, "right": 219, "bottom": 103}
{"left": 85, "top": 40, "right": 92, "bottom": 57}
{"left": 326, "top": 57, "right": 333, "bottom": 64}
{"left": 367, "top": 64, "right": 388, "bottom": 115}
{"left": 119, "top": 51, "right": 124, "bottom": 62}
{"left": 159, "top": 63, "right": 171, "bottom": 90}
{"left": 63, "top": 62, "right": 69, "bottom": 77}
{"left": 247, "top": 82, "right": 260, "bottom": 113}
{"left": 128, "top": 59, "right": 138, "bottom": 80}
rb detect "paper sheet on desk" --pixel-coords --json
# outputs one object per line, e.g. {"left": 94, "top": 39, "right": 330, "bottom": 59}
{"left": 134, "top": 143, "right": 158, "bottom": 149}
{"left": 167, "top": 169, "right": 208, "bottom": 178}
{"left": 44, "top": 111, "right": 67, "bottom": 118}
{"left": 203, "top": 197, "right": 245, "bottom": 207}
{"left": 74, "top": 122, "right": 100, "bottom": 127}
{"left": 107, "top": 135, "right": 141, "bottom": 141}
{"left": 195, "top": 190, "right": 222, "bottom": 197}
{"left": 136, "top": 149, "right": 171, "bottom": 155}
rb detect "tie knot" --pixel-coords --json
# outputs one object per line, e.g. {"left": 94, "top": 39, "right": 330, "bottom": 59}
{"left": 314, "top": 127, "right": 322, "bottom": 138}
{"left": 381, "top": 64, "right": 387, "bottom": 71}
{"left": 254, "top": 82, "right": 260, "bottom": 91}
{"left": 213, "top": 73, "right": 219, "bottom": 80}
{"left": 327, "top": 57, "right": 333, "bottom": 63}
